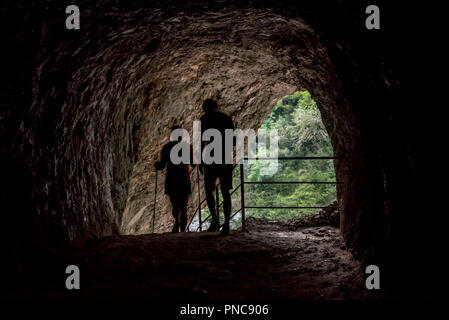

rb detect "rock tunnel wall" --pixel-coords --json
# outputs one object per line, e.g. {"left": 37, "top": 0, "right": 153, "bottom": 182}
{"left": 1, "top": 1, "right": 434, "bottom": 293}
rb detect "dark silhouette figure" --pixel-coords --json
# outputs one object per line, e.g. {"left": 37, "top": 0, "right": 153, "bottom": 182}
{"left": 200, "top": 99, "right": 235, "bottom": 236}
{"left": 155, "top": 126, "right": 193, "bottom": 233}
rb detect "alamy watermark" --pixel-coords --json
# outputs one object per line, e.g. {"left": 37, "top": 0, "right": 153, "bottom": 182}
{"left": 64, "top": 5, "right": 380, "bottom": 31}
{"left": 169, "top": 121, "right": 279, "bottom": 175}
{"left": 65, "top": 5, "right": 80, "bottom": 30}
{"left": 65, "top": 265, "right": 80, "bottom": 290}
{"left": 365, "top": 5, "right": 380, "bottom": 30}
{"left": 365, "top": 265, "right": 380, "bottom": 289}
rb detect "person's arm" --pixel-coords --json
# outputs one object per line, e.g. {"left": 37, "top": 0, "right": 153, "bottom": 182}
{"left": 199, "top": 115, "right": 207, "bottom": 173}
{"left": 189, "top": 144, "right": 198, "bottom": 168}
{"left": 228, "top": 116, "right": 237, "bottom": 147}
{"left": 200, "top": 114, "right": 207, "bottom": 153}
{"left": 154, "top": 144, "right": 168, "bottom": 170}
{"left": 227, "top": 115, "right": 234, "bottom": 131}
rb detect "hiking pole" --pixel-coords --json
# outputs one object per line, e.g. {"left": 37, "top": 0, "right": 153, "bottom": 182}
{"left": 197, "top": 165, "right": 202, "bottom": 232}
{"left": 152, "top": 169, "right": 158, "bottom": 233}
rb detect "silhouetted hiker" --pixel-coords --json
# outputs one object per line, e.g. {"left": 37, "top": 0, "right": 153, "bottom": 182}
{"left": 200, "top": 99, "right": 235, "bottom": 236}
{"left": 155, "top": 126, "right": 193, "bottom": 233}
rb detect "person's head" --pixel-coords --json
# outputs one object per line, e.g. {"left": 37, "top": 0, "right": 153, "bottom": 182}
{"left": 171, "top": 125, "right": 183, "bottom": 142}
{"left": 202, "top": 99, "right": 218, "bottom": 114}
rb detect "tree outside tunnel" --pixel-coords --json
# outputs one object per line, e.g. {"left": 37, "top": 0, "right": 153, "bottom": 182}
{"left": 243, "top": 91, "right": 336, "bottom": 220}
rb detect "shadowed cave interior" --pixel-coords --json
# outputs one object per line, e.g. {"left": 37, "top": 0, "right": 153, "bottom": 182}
{"left": 1, "top": 0, "right": 436, "bottom": 299}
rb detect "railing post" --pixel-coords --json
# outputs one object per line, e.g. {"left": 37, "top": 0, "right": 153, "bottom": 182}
{"left": 197, "top": 166, "right": 202, "bottom": 232}
{"left": 216, "top": 184, "right": 220, "bottom": 224}
{"left": 240, "top": 163, "right": 245, "bottom": 232}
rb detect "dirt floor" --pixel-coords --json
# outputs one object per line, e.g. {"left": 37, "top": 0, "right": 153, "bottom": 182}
{"left": 10, "top": 222, "right": 372, "bottom": 300}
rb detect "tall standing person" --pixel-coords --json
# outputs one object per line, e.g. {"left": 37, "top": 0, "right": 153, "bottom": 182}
{"left": 200, "top": 99, "right": 234, "bottom": 236}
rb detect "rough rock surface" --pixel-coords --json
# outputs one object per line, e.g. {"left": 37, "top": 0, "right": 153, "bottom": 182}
{"left": 6, "top": 226, "right": 370, "bottom": 300}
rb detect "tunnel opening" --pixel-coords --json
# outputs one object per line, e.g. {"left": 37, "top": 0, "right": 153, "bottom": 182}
{"left": 116, "top": 10, "right": 344, "bottom": 237}
{"left": 240, "top": 90, "right": 338, "bottom": 223}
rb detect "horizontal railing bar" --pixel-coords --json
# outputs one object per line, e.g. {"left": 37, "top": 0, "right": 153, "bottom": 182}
{"left": 244, "top": 181, "right": 343, "bottom": 184}
{"left": 187, "top": 178, "right": 242, "bottom": 230}
{"left": 230, "top": 183, "right": 241, "bottom": 195}
{"left": 195, "top": 208, "right": 243, "bottom": 232}
{"left": 245, "top": 206, "right": 339, "bottom": 209}
{"left": 244, "top": 156, "right": 345, "bottom": 160}
{"left": 187, "top": 181, "right": 224, "bottom": 230}
{"left": 194, "top": 207, "right": 242, "bottom": 232}
{"left": 220, "top": 208, "right": 242, "bottom": 228}
{"left": 231, "top": 208, "right": 241, "bottom": 218}
{"left": 188, "top": 159, "right": 344, "bottom": 232}
{"left": 216, "top": 183, "right": 241, "bottom": 209}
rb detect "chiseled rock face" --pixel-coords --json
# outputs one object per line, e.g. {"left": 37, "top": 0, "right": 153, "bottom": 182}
{"left": 4, "top": 0, "right": 419, "bottom": 278}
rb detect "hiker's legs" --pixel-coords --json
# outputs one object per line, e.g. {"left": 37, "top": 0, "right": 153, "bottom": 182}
{"left": 205, "top": 188, "right": 220, "bottom": 231}
{"left": 169, "top": 194, "right": 180, "bottom": 233}
{"left": 171, "top": 207, "right": 179, "bottom": 233}
{"left": 219, "top": 166, "right": 233, "bottom": 236}
{"left": 204, "top": 170, "right": 219, "bottom": 231}
{"left": 221, "top": 187, "right": 231, "bottom": 223}
{"left": 220, "top": 187, "right": 231, "bottom": 235}
{"left": 179, "top": 194, "right": 188, "bottom": 232}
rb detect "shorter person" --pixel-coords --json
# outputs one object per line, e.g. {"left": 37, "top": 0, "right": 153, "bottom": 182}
{"left": 155, "top": 126, "right": 193, "bottom": 233}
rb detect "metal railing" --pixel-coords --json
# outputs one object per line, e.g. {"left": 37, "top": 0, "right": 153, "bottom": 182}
{"left": 187, "top": 156, "right": 344, "bottom": 232}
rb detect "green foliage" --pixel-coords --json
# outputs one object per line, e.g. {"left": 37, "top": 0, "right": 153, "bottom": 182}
{"left": 235, "top": 91, "right": 336, "bottom": 222}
